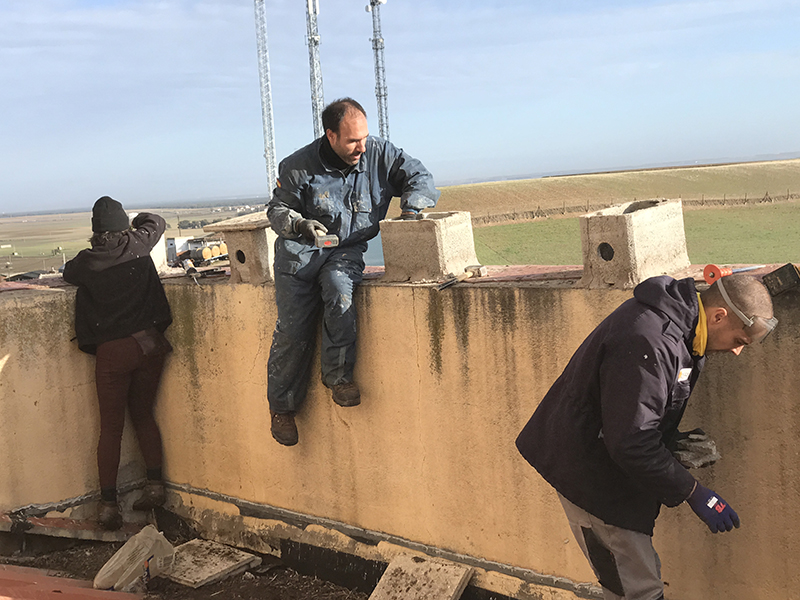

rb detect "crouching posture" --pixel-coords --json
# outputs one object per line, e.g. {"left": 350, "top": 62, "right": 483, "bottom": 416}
{"left": 516, "top": 274, "right": 775, "bottom": 599}
{"left": 63, "top": 196, "right": 173, "bottom": 530}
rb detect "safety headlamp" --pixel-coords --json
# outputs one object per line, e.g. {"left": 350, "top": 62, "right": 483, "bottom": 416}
{"left": 716, "top": 277, "right": 777, "bottom": 343}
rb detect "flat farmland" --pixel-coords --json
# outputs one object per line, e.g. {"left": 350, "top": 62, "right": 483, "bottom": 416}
{"left": 435, "top": 158, "right": 800, "bottom": 218}
{"left": 0, "top": 206, "right": 248, "bottom": 274}
{"left": 2, "top": 158, "right": 799, "bottom": 274}
{"left": 473, "top": 201, "right": 800, "bottom": 266}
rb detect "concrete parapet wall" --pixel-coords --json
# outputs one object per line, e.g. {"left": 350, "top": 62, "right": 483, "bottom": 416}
{"left": 1, "top": 278, "right": 799, "bottom": 599}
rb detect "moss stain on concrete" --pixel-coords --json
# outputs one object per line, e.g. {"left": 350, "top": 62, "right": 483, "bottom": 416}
{"left": 426, "top": 288, "right": 445, "bottom": 377}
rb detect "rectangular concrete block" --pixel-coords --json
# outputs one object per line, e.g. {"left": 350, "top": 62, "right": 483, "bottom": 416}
{"left": 167, "top": 539, "right": 261, "bottom": 588}
{"left": 204, "top": 212, "right": 276, "bottom": 284}
{"left": 579, "top": 199, "right": 690, "bottom": 289}
{"left": 379, "top": 212, "right": 480, "bottom": 283}
{"left": 369, "top": 554, "right": 473, "bottom": 600}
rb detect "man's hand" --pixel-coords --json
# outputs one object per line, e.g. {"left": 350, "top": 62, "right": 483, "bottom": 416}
{"left": 687, "top": 483, "right": 740, "bottom": 533}
{"left": 295, "top": 219, "right": 328, "bottom": 241}
{"left": 670, "top": 428, "right": 721, "bottom": 469}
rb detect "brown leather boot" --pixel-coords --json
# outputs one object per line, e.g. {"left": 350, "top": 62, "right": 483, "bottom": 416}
{"left": 270, "top": 410, "right": 298, "bottom": 446}
{"left": 132, "top": 481, "right": 166, "bottom": 511}
{"left": 98, "top": 501, "right": 123, "bottom": 531}
{"left": 331, "top": 382, "right": 361, "bottom": 407}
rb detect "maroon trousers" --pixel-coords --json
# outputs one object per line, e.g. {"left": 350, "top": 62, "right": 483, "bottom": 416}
{"left": 94, "top": 336, "right": 165, "bottom": 491}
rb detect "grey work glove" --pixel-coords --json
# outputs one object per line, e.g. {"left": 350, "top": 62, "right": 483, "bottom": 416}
{"left": 294, "top": 218, "right": 328, "bottom": 242}
{"left": 669, "top": 428, "right": 721, "bottom": 469}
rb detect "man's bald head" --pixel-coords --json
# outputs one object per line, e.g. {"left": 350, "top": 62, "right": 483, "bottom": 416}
{"left": 700, "top": 274, "right": 773, "bottom": 320}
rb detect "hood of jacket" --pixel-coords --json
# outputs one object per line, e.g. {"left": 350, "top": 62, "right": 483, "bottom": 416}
{"left": 633, "top": 275, "right": 699, "bottom": 339}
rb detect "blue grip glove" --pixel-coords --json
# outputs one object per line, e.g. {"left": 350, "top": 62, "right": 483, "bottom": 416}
{"left": 687, "top": 483, "right": 740, "bottom": 533}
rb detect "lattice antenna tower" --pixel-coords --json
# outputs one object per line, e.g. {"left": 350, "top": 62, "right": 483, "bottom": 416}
{"left": 253, "top": 0, "right": 278, "bottom": 195}
{"left": 305, "top": 0, "right": 325, "bottom": 138}
{"left": 366, "top": 0, "right": 389, "bottom": 140}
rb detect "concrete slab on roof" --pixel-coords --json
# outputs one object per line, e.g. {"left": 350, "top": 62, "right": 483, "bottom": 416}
{"left": 368, "top": 554, "right": 473, "bottom": 600}
{"left": 166, "top": 539, "right": 261, "bottom": 588}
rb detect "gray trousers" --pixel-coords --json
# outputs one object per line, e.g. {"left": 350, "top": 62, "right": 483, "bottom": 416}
{"left": 558, "top": 494, "right": 664, "bottom": 600}
{"left": 267, "top": 245, "right": 365, "bottom": 414}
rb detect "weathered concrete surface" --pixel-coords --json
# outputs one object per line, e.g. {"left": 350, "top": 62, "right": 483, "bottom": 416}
{"left": 369, "top": 554, "right": 473, "bottom": 600}
{"left": 580, "top": 199, "right": 690, "bottom": 289}
{"left": 2, "top": 270, "right": 800, "bottom": 600}
{"left": 203, "top": 213, "right": 276, "bottom": 284}
{"left": 380, "top": 212, "right": 480, "bottom": 282}
{"left": 167, "top": 539, "right": 261, "bottom": 588}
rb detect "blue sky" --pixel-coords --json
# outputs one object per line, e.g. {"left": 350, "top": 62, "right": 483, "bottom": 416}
{"left": 1, "top": 0, "right": 799, "bottom": 213}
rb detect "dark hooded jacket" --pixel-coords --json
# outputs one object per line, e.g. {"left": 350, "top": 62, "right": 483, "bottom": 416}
{"left": 62, "top": 213, "right": 172, "bottom": 354}
{"left": 516, "top": 276, "right": 704, "bottom": 535}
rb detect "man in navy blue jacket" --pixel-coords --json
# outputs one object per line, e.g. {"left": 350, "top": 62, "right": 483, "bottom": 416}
{"left": 266, "top": 98, "right": 439, "bottom": 446}
{"left": 516, "top": 274, "right": 775, "bottom": 600}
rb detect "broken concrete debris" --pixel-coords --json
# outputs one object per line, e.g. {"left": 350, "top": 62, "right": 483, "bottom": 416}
{"left": 166, "top": 538, "right": 262, "bottom": 589}
{"left": 369, "top": 554, "right": 473, "bottom": 600}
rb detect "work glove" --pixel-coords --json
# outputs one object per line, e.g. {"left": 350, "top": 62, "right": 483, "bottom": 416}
{"left": 687, "top": 483, "right": 740, "bottom": 533}
{"left": 398, "top": 209, "right": 420, "bottom": 220}
{"left": 294, "top": 218, "right": 328, "bottom": 242}
{"left": 669, "top": 428, "right": 721, "bottom": 469}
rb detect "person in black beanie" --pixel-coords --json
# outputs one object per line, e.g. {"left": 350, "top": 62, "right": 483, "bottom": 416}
{"left": 63, "top": 196, "right": 173, "bottom": 530}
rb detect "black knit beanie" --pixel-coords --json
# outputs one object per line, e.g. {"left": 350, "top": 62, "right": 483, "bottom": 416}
{"left": 91, "top": 196, "right": 129, "bottom": 232}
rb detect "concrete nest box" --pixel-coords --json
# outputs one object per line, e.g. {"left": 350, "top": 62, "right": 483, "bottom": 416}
{"left": 203, "top": 212, "right": 277, "bottom": 284}
{"left": 580, "top": 199, "right": 690, "bottom": 289}
{"left": 379, "top": 211, "right": 480, "bottom": 283}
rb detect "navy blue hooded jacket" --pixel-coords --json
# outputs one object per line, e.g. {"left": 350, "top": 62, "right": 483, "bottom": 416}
{"left": 516, "top": 276, "right": 704, "bottom": 535}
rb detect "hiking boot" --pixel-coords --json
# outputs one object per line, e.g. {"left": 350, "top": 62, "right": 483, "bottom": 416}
{"left": 270, "top": 410, "right": 298, "bottom": 446}
{"left": 331, "top": 382, "right": 361, "bottom": 407}
{"left": 132, "top": 481, "right": 166, "bottom": 511}
{"left": 98, "top": 501, "right": 123, "bottom": 531}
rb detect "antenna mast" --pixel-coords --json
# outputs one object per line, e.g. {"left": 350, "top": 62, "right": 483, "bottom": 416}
{"left": 253, "top": 0, "right": 277, "bottom": 194}
{"left": 305, "top": 0, "right": 325, "bottom": 138}
{"left": 366, "top": 0, "right": 389, "bottom": 140}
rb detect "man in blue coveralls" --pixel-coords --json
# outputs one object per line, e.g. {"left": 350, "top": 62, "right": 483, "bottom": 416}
{"left": 266, "top": 97, "right": 440, "bottom": 446}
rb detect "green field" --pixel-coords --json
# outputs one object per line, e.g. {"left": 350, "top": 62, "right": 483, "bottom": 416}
{"left": 435, "top": 158, "right": 800, "bottom": 218}
{"left": 474, "top": 202, "right": 800, "bottom": 266}
{"left": 2, "top": 159, "right": 799, "bottom": 275}
{"left": 0, "top": 207, "right": 244, "bottom": 275}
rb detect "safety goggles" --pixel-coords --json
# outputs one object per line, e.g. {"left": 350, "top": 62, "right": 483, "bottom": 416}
{"left": 717, "top": 277, "right": 778, "bottom": 343}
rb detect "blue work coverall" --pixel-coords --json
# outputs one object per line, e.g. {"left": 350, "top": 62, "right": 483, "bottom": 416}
{"left": 266, "top": 135, "right": 440, "bottom": 413}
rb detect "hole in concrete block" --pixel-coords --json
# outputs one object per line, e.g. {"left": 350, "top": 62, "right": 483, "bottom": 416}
{"left": 598, "top": 242, "right": 615, "bottom": 262}
{"left": 623, "top": 199, "right": 661, "bottom": 214}
{"left": 236, "top": 250, "right": 246, "bottom": 264}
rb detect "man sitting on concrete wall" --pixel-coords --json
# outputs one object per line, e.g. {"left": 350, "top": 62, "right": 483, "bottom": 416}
{"left": 266, "top": 97, "right": 440, "bottom": 446}
{"left": 516, "top": 274, "right": 775, "bottom": 600}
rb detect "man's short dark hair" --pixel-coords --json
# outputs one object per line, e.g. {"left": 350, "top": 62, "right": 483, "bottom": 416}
{"left": 701, "top": 274, "right": 774, "bottom": 319}
{"left": 322, "top": 98, "right": 367, "bottom": 134}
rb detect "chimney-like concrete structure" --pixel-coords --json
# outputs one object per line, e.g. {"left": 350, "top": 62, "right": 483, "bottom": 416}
{"left": 204, "top": 212, "right": 277, "bottom": 284}
{"left": 579, "top": 199, "right": 690, "bottom": 289}
{"left": 379, "top": 211, "right": 480, "bottom": 283}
